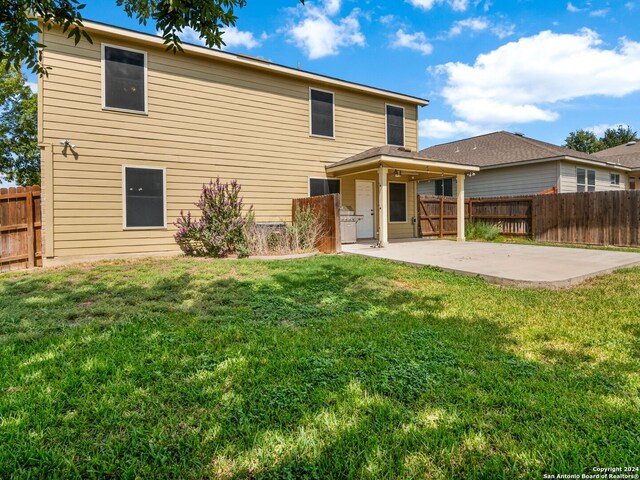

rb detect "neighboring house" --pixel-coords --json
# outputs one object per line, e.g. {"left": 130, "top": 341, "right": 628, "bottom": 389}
{"left": 593, "top": 141, "right": 640, "bottom": 190}
{"left": 38, "top": 20, "right": 477, "bottom": 263}
{"left": 418, "top": 131, "right": 631, "bottom": 198}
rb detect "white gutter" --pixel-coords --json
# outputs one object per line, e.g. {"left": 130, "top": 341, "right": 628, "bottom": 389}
{"left": 478, "top": 156, "right": 630, "bottom": 172}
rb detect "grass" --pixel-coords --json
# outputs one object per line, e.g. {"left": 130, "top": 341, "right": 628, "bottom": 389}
{"left": 1, "top": 255, "right": 639, "bottom": 479}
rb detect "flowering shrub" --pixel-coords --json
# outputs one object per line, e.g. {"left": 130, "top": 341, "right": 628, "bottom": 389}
{"left": 174, "top": 178, "right": 251, "bottom": 257}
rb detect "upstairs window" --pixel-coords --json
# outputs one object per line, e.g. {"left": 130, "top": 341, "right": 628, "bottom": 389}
{"left": 124, "top": 167, "right": 165, "bottom": 228}
{"left": 386, "top": 105, "right": 405, "bottom": 146}
{"left": 309, "top": 178, "right": 340, "bottom": 197}
{"left": 389, "top": 182, "right": 407, "bottom": 222}
{"left": 610, "top": 173, "right": 621, "bottom": 186}
{"left": 103, "top": 45, "right": 147, "bottom": 113}
{"left": 310, "top": 88, "right": 334, "bottom": 138}
{"left": 435, "top": 178, "right": 454, "bottom": 197}
{"left": 577, "top": 168, "right": 596, "bottom": 192}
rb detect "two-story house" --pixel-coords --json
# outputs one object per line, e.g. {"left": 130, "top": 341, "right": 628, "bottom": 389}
{"left": 38, "top": 20, "right": 477, "bottom": 264}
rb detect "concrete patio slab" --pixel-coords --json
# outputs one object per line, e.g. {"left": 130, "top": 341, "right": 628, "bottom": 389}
{"left": 342, "top": 239, "right": 640, "bottom": 288}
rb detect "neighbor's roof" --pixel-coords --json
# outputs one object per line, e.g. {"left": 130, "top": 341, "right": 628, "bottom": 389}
{"left": 420, "top": 131, "right": 627, "bottom": 170}
{"left": 72, "top": 20, "right": 429, "bottom": 107}
{"left": 593, "top": 142, "right": 640, "bottom": 169}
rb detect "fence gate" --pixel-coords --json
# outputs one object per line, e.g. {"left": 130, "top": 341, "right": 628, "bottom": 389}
{"left": 0, "top": 186, "right": 42, "bottom": 272}
{"left": 417, "top": 195, "right": 532, "bottom": 238}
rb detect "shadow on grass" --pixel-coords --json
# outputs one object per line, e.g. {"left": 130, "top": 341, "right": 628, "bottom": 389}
{"left": 0, "top": 256, "right": 639, "bottom": 478}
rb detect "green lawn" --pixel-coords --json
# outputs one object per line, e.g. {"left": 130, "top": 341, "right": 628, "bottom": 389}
{"left": 1, "top": 255, "right": 639, "bottom": 479}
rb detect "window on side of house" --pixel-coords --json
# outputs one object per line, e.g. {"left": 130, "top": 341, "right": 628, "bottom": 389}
{"left": 309, "top": 178, "right": 340, "bottom": 197}
{"left": 386, "top": 105, "right": 405, "bottom": 146}
{"left": 630, "top": 177, "right": 636, "bottom": 190}
{"left": 389, "top": 182, "right": 407, "bottom": 222}
{"left": 124, "top": 167, "right": 165, "bottom": 228}
{"left": 103, "top": 45, "right": 147, "bottom": 113}
{"left": 435, "top": 178, "right": 454, "bottom": 197}
{"left": 310, "top": 89, "right": 334, "bottom": 138}
{"left": 577, "top": 168, "right": 596, "bottom": 192}
{"left": 610, "top": 173, "right": 621, "bottom": 186}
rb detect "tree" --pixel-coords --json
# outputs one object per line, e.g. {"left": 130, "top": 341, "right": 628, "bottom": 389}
{"left": 600, "top": 125, "right": 638, "bottom": 149}
{"left": 1, "top": 0, "right": 304, "bottom": 77}
{"left": 564, "top": 129, "right": 603, "bottom": 154}
{"left": 0, "top": 63, "right": 39, "bottom": 186}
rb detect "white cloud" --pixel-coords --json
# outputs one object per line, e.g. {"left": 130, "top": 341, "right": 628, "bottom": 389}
{"left": 491, "top": 23, "right": 515, "bottom": 39}
{"left": 419, "top": 118, "right": 490, "bottom": 139}
{"left": 449, "top": 17, "right": 490, "bottom": 37}
{"left": 585, "top": 123, "right": 618, "bottom": 137}
{"left": 323, "top": 0, "right": 341, "bottom": 16}
{"left": 433, "top": 29, "right": 640, "bottom": 127}
{"left": 589, "top": 8, "right": 609, "bottom": 17}
{"left": 391, "top": 29, "right": 433, "bottom": 55}
{"left": 406, "top": 0, "right": 469, "bottom": 12}
{"left": 447, "top": 17, "right": 514, "bottom": 40}
{"left": 177, "top": 26, "right": 262, "bottom": 50}
{"left": 287, "top": 3, "right": 365, "bottom": 59}
{"left": 567, "top": 2, "right": 584, "bottom": 13}
{"left": 626, "top": 2, "right": 636, "bottom": 10}
{"left": 379, "top": 14, "right": 396, "bottom": 24}
{"left": 28, "top": 82, "right": 37, "bottom": 94}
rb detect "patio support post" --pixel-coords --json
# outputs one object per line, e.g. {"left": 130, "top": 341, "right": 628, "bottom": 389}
{"left": 456, "top": 174, "right": 465, "bottom": 241}
{"left": 378, "top": 166, "right": 389, "bottom": 246}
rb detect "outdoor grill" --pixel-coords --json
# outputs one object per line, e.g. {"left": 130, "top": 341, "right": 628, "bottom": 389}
{"left": 339, "top": 206, "right": 363, "bottom": 244}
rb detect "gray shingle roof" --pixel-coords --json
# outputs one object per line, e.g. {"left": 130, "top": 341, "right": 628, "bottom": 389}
{"left": 419, "top": 131, "right": 607, "bottom": 168}
{"left": 328, "top": 145, "right": 432, "bottom": 168}
{"left": 593, "top": 142, "right": 640, "bottom": 169}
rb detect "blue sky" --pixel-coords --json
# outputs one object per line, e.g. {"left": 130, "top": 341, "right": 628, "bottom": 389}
{"left": 30, "top": 0, "right": 640, "bottom": 148}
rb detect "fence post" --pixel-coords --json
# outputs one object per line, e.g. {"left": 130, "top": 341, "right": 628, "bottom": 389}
{"left": 26, "top": 191, "right": 35, "bottom": 268}
{"left": 439, "top": 197, "right": 444, "bottom": 239}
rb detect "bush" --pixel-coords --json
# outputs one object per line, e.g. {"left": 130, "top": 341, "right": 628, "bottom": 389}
{"left": 244, "top": 205, "right": 325, "bottom": 256}
{"left": 174, "top": 178, "right": 251, "bottom": 257}
{"left": 465, "top": 221, "right": 501, "bottom": 241}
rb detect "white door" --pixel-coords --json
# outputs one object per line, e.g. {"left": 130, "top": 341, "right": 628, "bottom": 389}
{"left": 355, "top": 180, "right": 374, "bottom": 238}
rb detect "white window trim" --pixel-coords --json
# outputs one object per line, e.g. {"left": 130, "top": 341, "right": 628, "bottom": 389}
{"left": 307, "top": 176, "right": 342, "bottom": 197}
{"left": 102, "top": 43, "right": 149, "bottom": 115}
{"left": 122, "top": 165, "right": 167, "bottom": 230}
{"left": 385, "top": 103, "right": 405, "bottom": 147}
{"left": 309, "top": 87, "right": 335, "bottom": 139}
{"left": 610, "top": 173, "right": 621, "bottom": 186}
{"left": 388, "top": 181, "right": 408, "bottom": 224}
{"left": 576, "top": 167, "right": 596, "bottom": 192}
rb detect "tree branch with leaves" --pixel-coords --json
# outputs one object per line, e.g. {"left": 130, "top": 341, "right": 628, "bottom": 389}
{"left": 1, "top": 0, "right": 304, "bottom": 76}
{"left": 0, "top": 62, "right": 39, "bottom": 185}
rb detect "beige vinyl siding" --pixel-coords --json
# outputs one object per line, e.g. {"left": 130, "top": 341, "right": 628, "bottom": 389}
{"left": 559, "top": 161, "right": 629, "bottom": 193}
{"left": 419, "top": 162, "right": 558, "bottom": 198}
{"left": 41, "top": 28, "right": 419, "bottom": 259}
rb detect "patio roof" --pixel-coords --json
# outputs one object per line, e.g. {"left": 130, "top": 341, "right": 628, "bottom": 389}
{"left": 325, "top": 146, "right": 480, "bottom": 177}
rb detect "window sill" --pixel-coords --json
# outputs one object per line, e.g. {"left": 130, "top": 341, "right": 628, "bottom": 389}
{"left": 103, "top": 107, "right": 148, "bottom": 116}
{"left": 310, "top": 134, "right": 336, "bottom": 140}
{"left": 123, "top": 227, "right": 167, "bottom": 231}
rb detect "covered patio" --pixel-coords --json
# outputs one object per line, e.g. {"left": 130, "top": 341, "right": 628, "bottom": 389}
{"left": 326, "top": 146, "right": 479, "bottom": 245}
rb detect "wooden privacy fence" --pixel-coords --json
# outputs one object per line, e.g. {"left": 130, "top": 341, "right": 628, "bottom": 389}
{"left": 534, "top": 190, "right": 640, "bottom": 247}
{"left": 292, "top": 193, "right": 341, "bottom": 254}
{"left": 418, "top": 195, "right": 532, "bottom": 237}
{"left": 419, "top": 191, "right": 640, "bottom": 247}
{"left": 0, "top": 186, "right": 43, "bottom": 272}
